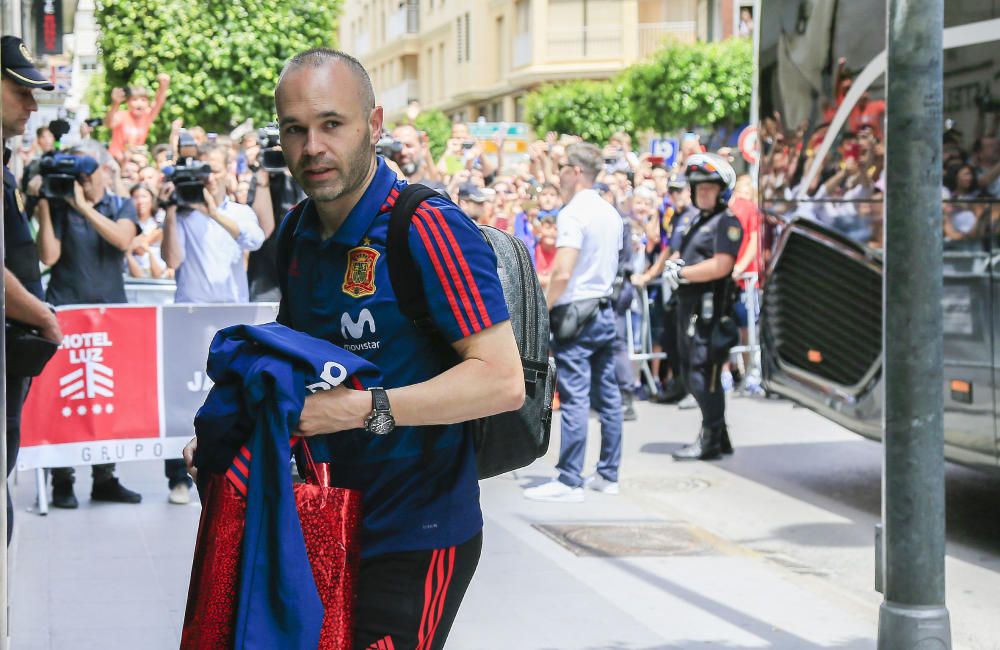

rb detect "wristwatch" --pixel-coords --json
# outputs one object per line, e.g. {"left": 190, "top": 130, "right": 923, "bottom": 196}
{"left": 364, "top": 387, "right": 395, "bottom": 435}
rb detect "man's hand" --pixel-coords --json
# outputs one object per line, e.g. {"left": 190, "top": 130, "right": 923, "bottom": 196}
{"left": 26, "top": 174, "right": 42, "bottom": 197}
{"left": 66, "top": 181, "right": 92, "bottom": 212}
{"left": 663, "top": 260, "right": 688, "bottom": 291}
{"left": 110, "top": 87, "right": 126, "bottom": 104}
{"left": 199, "top": 188, "right": 219, "bottom": 218}
{"left": 294, "top": 386, "right": 369, "bottom": 437}
{"left": 157, "top": 73, "right": 171, "bottom": 86}
{"left": 183, "top": 438, "right": 198, "bottom": 481}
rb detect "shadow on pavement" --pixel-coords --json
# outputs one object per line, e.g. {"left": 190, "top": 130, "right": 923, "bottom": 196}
{"left": 640, "top": 437, "right": 1000, "bottom": 571}
{"left": 530, "top": 556, "right": 875, "bottom": 650}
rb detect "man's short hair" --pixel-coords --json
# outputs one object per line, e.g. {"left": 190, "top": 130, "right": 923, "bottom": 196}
{"left": 565, "top": 142, "right": 603, "bottom": 182}
{"left": 152, "top": 143, "right": 171, "bottom": 159}
{"left": 278, "top": 48, "right": 375, "bottom": 111}
{"left": 540, "top": 181, "right": 559, "bottom": 194}
{"left": 198, "top": 141, "right": 231, "bottom": 166}
{"left": 36, "top": 126, "right": 51, "bottom": 138}
{"left": 127, "top": 86, "right": 150, "bottom": 100}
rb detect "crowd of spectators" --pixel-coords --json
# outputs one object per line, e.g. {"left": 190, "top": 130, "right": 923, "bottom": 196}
{"left": 759, "top": 55, "right": 1000, "bottom": 250}
{"left": 6, "top": 76, "right": 766, "bottom": 490}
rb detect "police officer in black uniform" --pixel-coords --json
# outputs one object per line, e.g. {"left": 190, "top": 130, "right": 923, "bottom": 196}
{"left": 2, "top": 35, "right": 62, "bottom": 543}
{"left": 662, "top": 153, "right": 743, "bottom": 461}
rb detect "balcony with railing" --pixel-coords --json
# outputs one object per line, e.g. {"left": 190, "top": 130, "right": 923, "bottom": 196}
{"left": 387, "top": 1, "right": 420, "bottom": 41}
{"left": 546, "top": 25, "right": 623, "bottom": 61}
{"left": 637, "top": 21, "right": 697, "bottom": 57}
{"left": 380, "top": 78, "right": 419, "bottom": 115}
{"left": 512, "top": 33, "right": 533, "bottom": 68}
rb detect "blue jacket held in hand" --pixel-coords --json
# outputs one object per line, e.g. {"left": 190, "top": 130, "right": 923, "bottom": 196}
{"left": 194, "top": 322, "right": 381, "bottom": 650}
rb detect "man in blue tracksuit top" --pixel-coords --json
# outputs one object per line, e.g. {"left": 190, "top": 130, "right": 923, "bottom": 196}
{"left": 183, "top": 49, "right": 524, "bottom": 650}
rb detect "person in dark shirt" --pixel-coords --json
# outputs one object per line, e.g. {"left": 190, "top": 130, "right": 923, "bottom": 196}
{"left": 2, "top": 35, "right": 63, "bottom": 544}
{"left": 34, "top": 151, "right": 143, "bottom": 508}
{"left": 184, "top": 48, "right": 524, "bottom": 649}
{"left": 661, "top": 154, "right": 743, "bottom": 461}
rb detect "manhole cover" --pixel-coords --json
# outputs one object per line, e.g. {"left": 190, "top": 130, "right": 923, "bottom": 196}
{"left": 533, "top": 522, "right": 713, "bottom": 557}
{"left": 625, "top": 476, "right": 711, "bottom": 493}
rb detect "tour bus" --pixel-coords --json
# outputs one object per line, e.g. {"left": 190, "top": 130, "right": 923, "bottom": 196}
{"left": 757, "top": 0, "right": 1000, "bottom": 470}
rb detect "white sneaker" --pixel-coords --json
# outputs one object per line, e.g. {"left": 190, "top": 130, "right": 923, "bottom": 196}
{"left": 585, "top": 475, "right": 620, "bottom": 495}
{"left": 168, "top": 483, "right": 191, "bottom": 505}
{"left": 677, "top": 394, "right": 698, "bottom": 410}
{"left": 523, "top": 480, "right": 584, "bottom": 502}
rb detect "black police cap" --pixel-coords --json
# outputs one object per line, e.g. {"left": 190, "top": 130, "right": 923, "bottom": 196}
{"left": 2, "top": 36, "right": 55, "bottom": 90}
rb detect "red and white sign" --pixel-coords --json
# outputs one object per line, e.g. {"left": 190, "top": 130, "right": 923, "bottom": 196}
{"left": 20, "top": 306, "right": 162, "bottom": 467}
{"left": 738, "top": 126, "right": 759, "bottom": 165}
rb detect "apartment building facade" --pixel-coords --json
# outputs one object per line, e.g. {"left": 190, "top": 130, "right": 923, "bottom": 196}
{"left": 341, "top": 0, "right": 753, "bottom": 124}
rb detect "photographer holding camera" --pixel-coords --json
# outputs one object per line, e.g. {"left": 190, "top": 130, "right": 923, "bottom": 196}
{"left": 33, "top": 149, "right": 144, "bottom": 508}
{"left": 246, "top": 123, "right": 306, "bottom": 302}
{"left": 161, "top": 141, "right": 264, "bottom": 304}
{"left": 388, "top": 124, "right": 446, "bottom": 190}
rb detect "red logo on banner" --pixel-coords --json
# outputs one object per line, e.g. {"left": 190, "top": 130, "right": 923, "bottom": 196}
{"left": 22, "top": 307, "right": 160, "bottom": 448}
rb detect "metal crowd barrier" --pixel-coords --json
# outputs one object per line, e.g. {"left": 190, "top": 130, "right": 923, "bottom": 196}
{"left": 624, "top": 273, "right": 762, "bottom": 395}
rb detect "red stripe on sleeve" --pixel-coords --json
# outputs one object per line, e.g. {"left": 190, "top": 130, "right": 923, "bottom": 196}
{"left": 412, "top": 217, "right": 472, "bottom": 337}
{"left": 424, "top": 546, "right": 456, "bottom": 650}
{"left": 427, "top": 205, "right": 493, "bottom": 329}
{"left": 225, "top": 469, "right": 247, "bottom": 497}
{"left": 232, "top": 455, "right": 249, "bottom": 477}
{"left": 349, "top": 376, "right": 364, "bottom": 390}
{"left": 415, "top": 208, "right": 483, "bottom": 332}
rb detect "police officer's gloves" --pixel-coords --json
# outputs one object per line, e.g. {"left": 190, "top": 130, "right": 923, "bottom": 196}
{"left": 662, "top": 260, "right": 689, "bottom": 291}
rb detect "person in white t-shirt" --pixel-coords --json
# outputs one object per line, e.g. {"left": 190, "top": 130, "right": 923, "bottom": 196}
{"left": 524, "top": 142, "right": 624, "bottom": 502}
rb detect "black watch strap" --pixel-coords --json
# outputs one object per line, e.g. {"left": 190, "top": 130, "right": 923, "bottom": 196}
{"left": 370, "top": 387, "right": 390, "bottom": 413}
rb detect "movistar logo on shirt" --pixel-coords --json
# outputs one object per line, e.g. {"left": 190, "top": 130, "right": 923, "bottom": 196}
{"left": 341, "top": 309, "right": 381, "bottom": 351}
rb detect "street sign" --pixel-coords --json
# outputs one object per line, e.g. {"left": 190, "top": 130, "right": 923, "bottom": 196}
{"left": 738, "top": 126, "right": 759, "bottom": 164}
{"left": 467, "top": 122, "right": 529, "bottom": 140}
{"left": 649, "top": 138, "right": 678, "bottom": 168}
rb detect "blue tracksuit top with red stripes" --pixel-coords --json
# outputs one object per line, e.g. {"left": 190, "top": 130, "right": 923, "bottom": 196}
{"left": 281, "top": 157, "right": 510, "bottom": 558}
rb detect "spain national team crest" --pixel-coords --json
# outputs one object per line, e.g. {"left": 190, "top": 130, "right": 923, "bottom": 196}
{"left": 728, "top": 226, "right": 742, "bottom": 242}
{"left": 343, "top": 246, "right": 380, "bottom": 298}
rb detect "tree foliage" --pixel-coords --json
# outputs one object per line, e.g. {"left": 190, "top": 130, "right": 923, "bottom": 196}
{"left": 624, "top": 38, "right": 752, "bottom": 133}
{"left": 523, "top": 38, "right": 752, "bottom": 141}
{"left": 91, "top": 0, "right": 341, "bottom": 144}
{"left": 524, "top": 80, "right": 635, "bottom": 144}
{"left": 413, "top": 109, "right": 452, "bottom": 161}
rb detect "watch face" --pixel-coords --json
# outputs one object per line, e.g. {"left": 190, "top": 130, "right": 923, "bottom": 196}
{"left": 367, "top": 413, "right": 395, "bottom": 436}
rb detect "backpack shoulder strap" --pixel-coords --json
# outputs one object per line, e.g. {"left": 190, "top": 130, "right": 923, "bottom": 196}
{"left": 386, "top": 184, "right": 447, "bottom": 333}
{"left": 275, "top": 199, "right": 309, "bottom": 326}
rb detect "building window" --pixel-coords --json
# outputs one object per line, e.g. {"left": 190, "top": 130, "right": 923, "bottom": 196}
{"left": 464, "top": 12, "right": 471, "bottom": 62}
{"left": 456, "top": 16, "right": 464, "bottom": 62}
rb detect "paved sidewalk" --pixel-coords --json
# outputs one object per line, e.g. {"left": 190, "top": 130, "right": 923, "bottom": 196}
{"left": 7, "top": 397, "right": 882, "bottom": 649}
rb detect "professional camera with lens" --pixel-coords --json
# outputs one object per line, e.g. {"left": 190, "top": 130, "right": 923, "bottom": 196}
{"left": 39, "top": 153, "right": 85, "bottom": 200}
{"left": 257, "top": 123, "right": 286, "bottom": 171}
{"left": 168, "top": 159, "right": 212, "bottom": 208}
{"left": 376, "top": 132, "right": 403, "bottom": 159}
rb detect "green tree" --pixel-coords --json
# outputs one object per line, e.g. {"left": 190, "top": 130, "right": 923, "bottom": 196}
{"left": 523, "top": 80, "right": 635, "bottom": 144}
{"left": 92, "top": 0, "right": 341, "bottom": 144}
{"left": 412, "top": 109, "right": 452, "bottom": 160}
{"left": 624, "top": 38, "right": 752, "bottom": 132}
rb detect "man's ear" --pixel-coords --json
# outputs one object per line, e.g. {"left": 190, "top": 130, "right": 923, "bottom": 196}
{"left": 370, "top": 106, "right": 384, "bottom": 145}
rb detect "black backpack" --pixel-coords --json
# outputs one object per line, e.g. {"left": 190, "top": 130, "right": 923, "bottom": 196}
{"left": 277, "top": 184, "right": 555, "bottom": 479}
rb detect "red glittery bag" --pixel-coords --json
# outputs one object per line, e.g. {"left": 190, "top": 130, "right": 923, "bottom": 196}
{"left": 181, "top": 442, "right": 363, "bottom": 649}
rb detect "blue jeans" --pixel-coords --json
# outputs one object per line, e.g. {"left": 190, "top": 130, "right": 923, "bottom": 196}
{"left": 552, "top": 306, "right": 623, "bottom": 487}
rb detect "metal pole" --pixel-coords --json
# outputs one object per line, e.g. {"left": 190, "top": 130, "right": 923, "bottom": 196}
{"left": 1, "top": 7, "right": 10, "bottom": 650}
{"left": 878, "top": 0, "right": 951, "bottom": 647}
